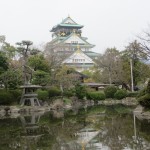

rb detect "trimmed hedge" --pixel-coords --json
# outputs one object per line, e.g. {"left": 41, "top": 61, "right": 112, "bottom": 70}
{"left": 63, "top": 89, "right": 75, "bottom": 97}
{"left": 104, "top": 86, "right": 117, "bottom": 98}
{"left": 86, "top": 91, "right": 105, "bottom": 101}
{"left": 37, "top": 90, "right": 49, "bottom": 101}
{"left": 114, "top": 90, "right": 127, "bottom": 100}
{"left": 137, "top": 87, "right": 147, "bottom": 98}
{"left": 48, "top": 87, "right": 61, "bottom": 98}
{"left": 0, "top": 89, "right": 22, "bottom": 105}
{"left": 138, "top": 94, "right": 150, "bottom": 107}
{"left": 137, "top": 80, "right": 150, "bottom": 108}
{"left": 127, "top": 91, "right": 138, "bottom": 97}
{"left": 9, "top": 90, "right": 22, "bottom": 103}
{"left": 0, "top": 91, "right": 13, "bottom": 105}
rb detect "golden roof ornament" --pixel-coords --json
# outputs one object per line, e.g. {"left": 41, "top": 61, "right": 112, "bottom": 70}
{"left": 76, "top": 45, "right": 81, "bottom": 53}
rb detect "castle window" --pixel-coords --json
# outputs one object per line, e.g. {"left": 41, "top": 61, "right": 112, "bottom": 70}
{"left": 71, "top": 41, "right": 78, "bottom": 44}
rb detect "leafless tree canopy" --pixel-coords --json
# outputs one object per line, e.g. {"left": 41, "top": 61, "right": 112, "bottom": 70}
{"left": 138, "top": 26, "right": 150, "bottom": 58}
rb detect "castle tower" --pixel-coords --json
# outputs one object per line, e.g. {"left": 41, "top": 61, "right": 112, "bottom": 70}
{"left": 46, "top": 16, "right": 99, "bottom": 71}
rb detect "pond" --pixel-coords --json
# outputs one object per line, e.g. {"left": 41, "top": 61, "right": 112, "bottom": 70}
{"left": 0, "top": 105, "right": 150, "bottom": 150}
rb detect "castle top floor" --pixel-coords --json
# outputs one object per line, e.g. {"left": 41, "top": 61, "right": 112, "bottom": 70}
{"left": 50, "top": 16, "right": 84, "bottom": 38}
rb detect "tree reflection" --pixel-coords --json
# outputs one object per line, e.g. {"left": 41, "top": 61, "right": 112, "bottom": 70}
{"left": 0, "top": 105, "right": 150, "bottom": 149}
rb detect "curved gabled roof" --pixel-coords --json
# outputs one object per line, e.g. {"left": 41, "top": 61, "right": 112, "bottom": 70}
{"left": 51, "top": 16, "right": 84, "bottom": 32}
{"left": 58, "top": 32, "right": 95, "bottom": 47}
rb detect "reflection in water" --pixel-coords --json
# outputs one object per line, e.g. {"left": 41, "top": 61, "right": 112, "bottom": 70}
{"left": 0, "top": 105, "right": 150, "bottom": 149}
{"left": 20, "top": 112, "right": 49, "bottom": 150}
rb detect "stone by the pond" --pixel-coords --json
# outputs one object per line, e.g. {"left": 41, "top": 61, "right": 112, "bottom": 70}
{"left": 134, "top": 105, "right": 150, "bottom": 121}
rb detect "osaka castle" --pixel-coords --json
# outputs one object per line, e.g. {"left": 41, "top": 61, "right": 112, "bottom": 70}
{"left": 46, "top": 16, "right": 99, "bottom": 72}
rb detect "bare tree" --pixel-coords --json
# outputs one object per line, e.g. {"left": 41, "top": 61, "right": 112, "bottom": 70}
{"left": 95, "top": 47, "right": 121, "bottom": 85}
{"left": 138, "top": 26, "right": 150, "bottom": 58}
{"left": 44, "top": 42, "right": 71, "bottom": 85}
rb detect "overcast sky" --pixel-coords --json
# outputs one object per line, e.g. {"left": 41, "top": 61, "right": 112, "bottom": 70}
{"left": 0, "top": 0, "right": 150, "bottom": 53}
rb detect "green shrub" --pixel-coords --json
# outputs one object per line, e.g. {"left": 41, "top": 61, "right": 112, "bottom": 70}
{"left": 63, "top": 98, "right": 72, "bottom": 104}
{"left": 137, "top": 88, "right": 147, "bottom": 98}
{"left": 114, "top": 90, "right": 127, "bottom": 100}
{"left": 147, "top": 80, "right": 150, "bottom": 93}
{"left": 104, "top": 86, "right": 117, "bottom": 98}
{"left": 37, "top": 90, "right": 49, "bottom": 101}
{"left": 0, "top": 91, "right": 13, "bottom": 105}
{"left": 85, "top": 87, "right": 95, "bottom": 92}
{"left": 9, "top": 90, "right": 22, "bottom": 98}
{"left": 86, "top": 91, "right": 105, "bottom": 101}
{"left": 137, "top": 80, "right": 150, "bottom": 108}
{"left": 63, "top": 88, "right": 75, "bottom": 97}
{"left": 10, "top": 89, "right": 22, "bottom": 103}
{"left": 86, "top": 92, "right": 91, "bottom": 100}
{"left": 127, "top": 91, "right": 138, "bottom": 97}
{"left": 75, "top": 84, "right": 86, "bottom": 99}
{"left": 48, "top": 87, "right": 61, "bottom": 98}
{"left": 138, "top": 94, "right": 150, "bottom": 107}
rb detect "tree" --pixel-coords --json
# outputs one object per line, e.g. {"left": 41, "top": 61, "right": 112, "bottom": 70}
{"left": 0, "top": 52, "right": 9, "bottom": 88}
{"left": 0, "top": 36, "right": 23, "bottom": 89}
{"left": 138, "top": 26, "right": 150, "bottom": 58}
{"left": 0, "top": 36, "right": 18, "bottom": 61}
{"left": 0, "top": 35, "right": 5, "bottom": 43}
{"left": 32, "top": 70, "right": 50, "bottom": 86}
{"left": 0, "top": 52, "right": 9, "bottom": 74}
{"left": 123, "top": 40, "right": 150, "bottom": 90}
{"left": 55, "top": 66, "right": 80, "bottom": 93}
{"left": 2, "top": 42, "right": 17, "bottom": 60}
{"left": 44, "top": 42, "right": 70, "bottom": 79}
{"left": 28, "top": 54, "right": 49, "bottom": 72}
{"left": 94, "top": 47, "right": 121, "bottom": 85}
{"left": 0, "top": 69, "right": 22, "bottom": 90}
{"left": 16, "top": 40, "right": 34, "bottom": 84}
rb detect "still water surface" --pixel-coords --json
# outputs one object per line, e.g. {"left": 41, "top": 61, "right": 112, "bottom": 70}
{"left": 0, "top": 105, "right": 150, "bottom": 150}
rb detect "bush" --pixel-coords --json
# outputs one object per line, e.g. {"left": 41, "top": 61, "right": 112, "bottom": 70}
{"left": 86, "top": 91, "right": 105, "bottom": 101}
{"left": 104, "top": 86, "right": 117, "bottom": 98}
{"left": 0, "top": 91, "right": 13, "bottom": 105}
{"left": 63, "top": 98, "right": 72, "bottom": 104}
{"left": 9, "top": 90, "right": 22, "bottom": 104}
{"left": 147, "top": 80, "right": 150, "bottom": 93}
{"left": 85, "top": 87, "right": 95, "bottom": 92}
{"left": 37, "top": 90, "right": 49, "bottom": 101}
{"left": 75, "top": 84, "right": 86, "bottom": 99}
{"left": 48, "top": 87, "right": 61, "bottom": 98}
{"left": 63, "top": 89, "right": 75, "bottom": 97}
{"left": 138, "top": 94, "right": 150, "bottom": 107}
{"left": 137, "top": 87, "right": 147, "bottom": 98}
{"left": 114, "top": 90, "right": 127, "bottom": 100}
{"left": 137, "top": 81, "right": 150, "bottom": 108}
{"left": 127, "top": 91, "right": 138, "bottom": 97}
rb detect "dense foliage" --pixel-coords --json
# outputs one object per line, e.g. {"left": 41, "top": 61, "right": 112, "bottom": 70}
{"left": 126, "top": 91, "right": 139, "bottom": 97}
{"left": 63, "top": 88, "right": 75, "bottom": 97}
{"left": 114, "top": 89, "right": 127, "bottom": 100}
{"left": 138, "top": 80, "right": 150, "bottom": 108}
{"left": 0, "top": 89, "right": 21, "bottom": 105}
{"left": 0, "top": 35, "right": 150, "bottom": 105}
{"left": 104, "top": 86, "right": 117, "bottom": 98}
{"left": 48, "top": 87, "right": 62, "bottom": 98}
{"left": 37, "top": 90, "right": 49, "bottom": 101}
{"left": 75, "top": 84, "right": 86, "bottom": 99}
{"left": 0, "top": 52, "right": 8, "bottom": 74}
{"left": 86, "top": 91, "right": 105, "bottom": 101}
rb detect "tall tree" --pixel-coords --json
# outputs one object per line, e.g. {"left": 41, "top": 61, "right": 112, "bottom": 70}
{"left": 16, "top": 40, "right": 34, "bottom": 84}
{"left": 121, "top": 40, "right": 150, "bottom": 90}
{"left": 138, "top": 26, "right": 150, "bottom": 58}
{"left": 95, "top": 47, "right": 121, "bottom": 85}
{"left": 0, "top": 52, "right": 9, "bottom": 75}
